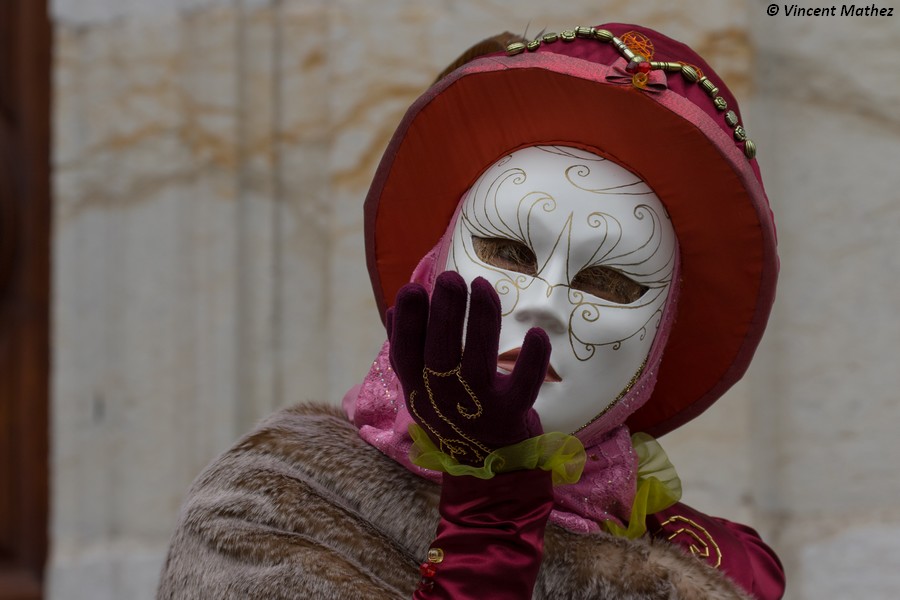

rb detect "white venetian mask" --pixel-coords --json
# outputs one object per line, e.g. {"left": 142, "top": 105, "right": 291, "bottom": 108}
{"left": 446, "top": 145, "right": 677, "bottom": 434}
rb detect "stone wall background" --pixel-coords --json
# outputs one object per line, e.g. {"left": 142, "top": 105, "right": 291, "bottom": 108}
{"left": 48, "top": 1, "right": 900, "bottom": 598}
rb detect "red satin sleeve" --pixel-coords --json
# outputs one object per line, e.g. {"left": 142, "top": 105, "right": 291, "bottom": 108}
{"left": 646, "top": 502, "right": 786, "bottom": 600}
{"left": 413, "top": 469, "right": 554, "bottom": 599}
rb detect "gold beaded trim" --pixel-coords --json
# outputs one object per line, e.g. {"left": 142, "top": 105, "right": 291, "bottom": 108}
{"left": 505, "top": 27, "right": 757, "bottom": 160}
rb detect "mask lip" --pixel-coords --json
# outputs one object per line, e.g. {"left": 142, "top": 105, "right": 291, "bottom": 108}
{"left": 497, "top": 348, "right": 563, "bottom": 383}
{"left": 364, "top": 25, "right": 778, "bottom": 437}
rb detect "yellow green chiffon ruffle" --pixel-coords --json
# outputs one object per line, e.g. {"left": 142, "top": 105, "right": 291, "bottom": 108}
{"left": 408, "top": 426, "right": 681, "bottom": 536}
{"left": 603, "top": 432, "right": 683, "bottom": 539}
{"left": 408, "top": 424, "right": 586, "bottom": 486}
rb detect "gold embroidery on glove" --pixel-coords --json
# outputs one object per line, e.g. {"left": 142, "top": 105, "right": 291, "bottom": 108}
{"left": 409, "top": 365, "right": 491, "bottom": 463}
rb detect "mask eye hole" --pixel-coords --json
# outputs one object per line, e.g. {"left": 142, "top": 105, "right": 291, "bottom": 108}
{"left": 571, "top": 266, "right": 648, "bottom": 304}
{"left": 472, "top": 237, "right": 537, "bottom": 276}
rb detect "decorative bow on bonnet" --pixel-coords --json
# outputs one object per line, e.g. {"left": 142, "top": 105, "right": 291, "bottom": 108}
{"left": 606, "top": 57, "right": 668, "bottom": 91}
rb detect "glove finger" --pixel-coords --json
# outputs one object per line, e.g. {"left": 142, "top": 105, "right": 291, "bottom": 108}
{"left": 461, "top": 277, "right": 501, "bottom": 385}
{"left": 425, "top": 271, "right": 468, "bottom": 371}
{"left": 506, "top": 327, "right": 551, "bottom": 411}
{"left": 388, "top": 283, "right": 429, "bottom": 382}
{"left": 384, "top": 307, "right": 394, "bottom": 338}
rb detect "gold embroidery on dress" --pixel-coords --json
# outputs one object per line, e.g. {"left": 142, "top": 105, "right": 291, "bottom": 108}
{"left": 659, "top": 515, "right": 723, "bottom": 568}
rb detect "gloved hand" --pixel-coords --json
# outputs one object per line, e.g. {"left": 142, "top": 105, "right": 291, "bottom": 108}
{"left": 387, "top": 271, "right": 551, "bottom": 467}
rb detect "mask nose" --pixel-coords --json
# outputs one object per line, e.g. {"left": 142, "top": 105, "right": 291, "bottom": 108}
{"left": 513, "top": 285, "right": 569, "bottom": 335}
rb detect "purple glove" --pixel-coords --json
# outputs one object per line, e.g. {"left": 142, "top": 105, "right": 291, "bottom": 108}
{"left": 387, "top": 271, "right": 551, "bottom": 467}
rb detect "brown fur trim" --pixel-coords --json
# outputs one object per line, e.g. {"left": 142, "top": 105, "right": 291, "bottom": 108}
{"left": 158, "top": 403, "right": 750, "bottom": 599}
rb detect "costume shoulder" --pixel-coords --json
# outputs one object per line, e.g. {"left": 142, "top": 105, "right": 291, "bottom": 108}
{"left": 158, "top": 403, "right": 757, "bottom": 600}
{"left": 647, "top": 503, "right": 786, "bottom": 600}
{"left": 157, "top": 403, "right": 439, "bottom": 600}
{"left": 540, "top": 523, "right": 755, "bottom": 599}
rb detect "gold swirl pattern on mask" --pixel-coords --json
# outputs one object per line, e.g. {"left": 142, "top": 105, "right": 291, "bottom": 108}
{"left": 568, "top": 304, "right": 665, "bottom": 362}
{"left": 566, "top": 167, "right": 654, "bottom": 197}
{"left": 582, "top": 208, "right": 673, "bottom": 283}
{"left": 451, "top": 150, "right": 675, "bottom": 361}
{"left": 566, "top": 204, "right": 674, "bottom": 361}
{"left": 452, "top": 164, "right": 560, "bottom": 316}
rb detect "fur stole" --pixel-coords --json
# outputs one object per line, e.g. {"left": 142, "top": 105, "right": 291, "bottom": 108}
{"left": 158, "top": 403, "right": 750, "bottom": 599}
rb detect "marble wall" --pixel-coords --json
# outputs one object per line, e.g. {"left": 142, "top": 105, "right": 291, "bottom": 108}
{"left": 49, "top": 0, "right": 900, "bottom": 598}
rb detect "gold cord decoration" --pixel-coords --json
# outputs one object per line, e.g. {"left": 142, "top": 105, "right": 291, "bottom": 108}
{"left": 407, "top": 365, "right": 492, "bottom": 464}
{"left": 505, "top": 27, "right": 757, "bottom": 160}
{"left": 659, "top": 515, "right": 723, "bottom": 568}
